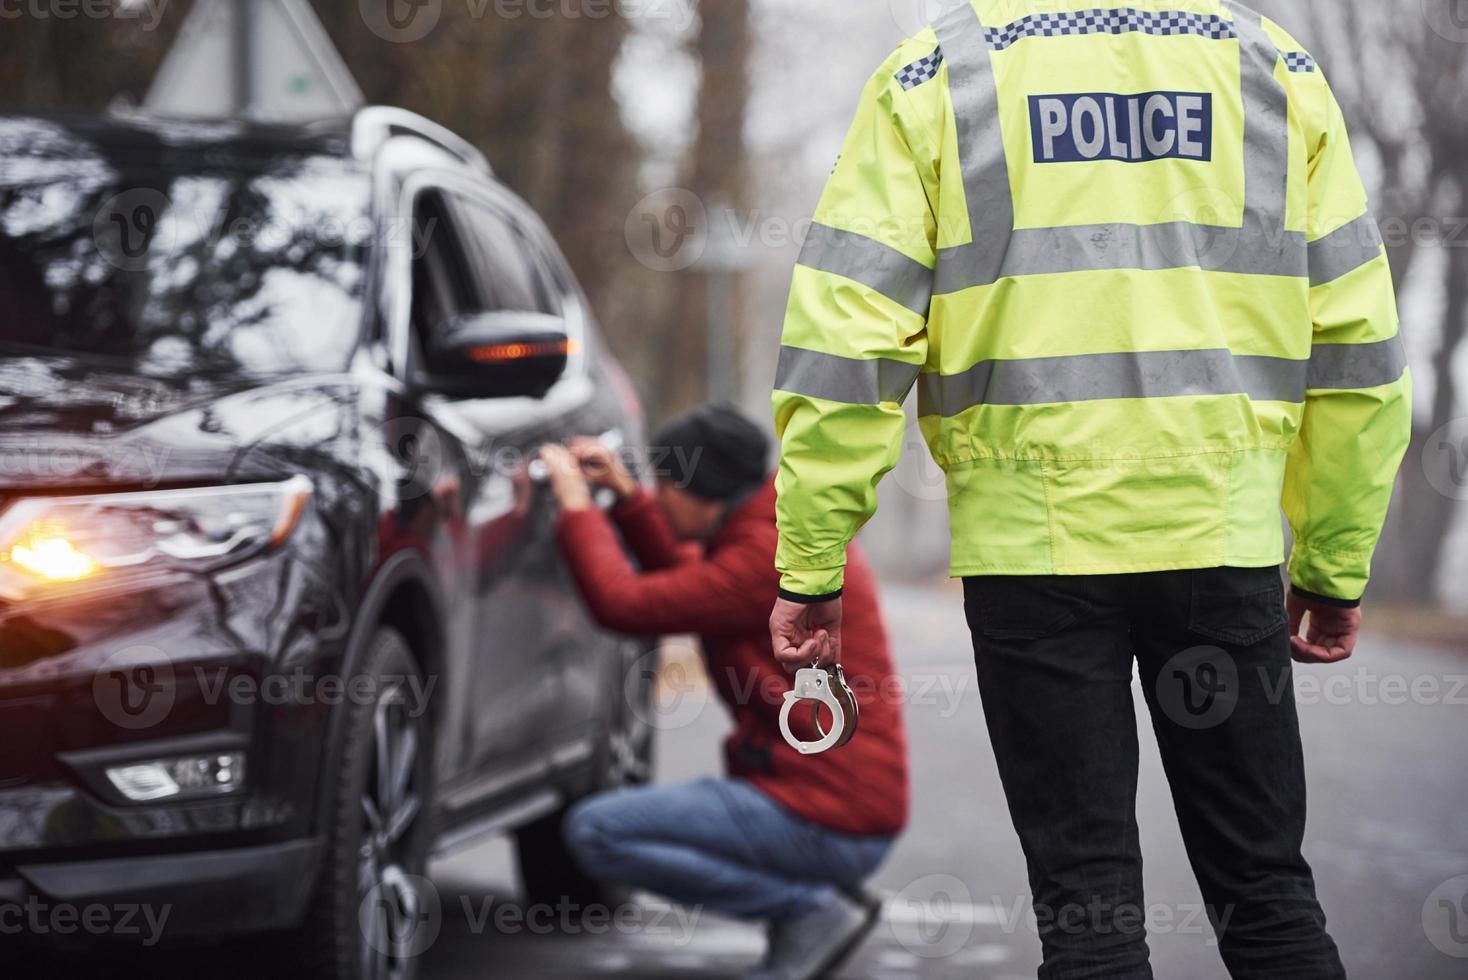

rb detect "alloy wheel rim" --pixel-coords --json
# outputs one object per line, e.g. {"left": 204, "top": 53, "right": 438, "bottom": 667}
{"left": 357, "top": 682, "right": 425, "bottom": 980}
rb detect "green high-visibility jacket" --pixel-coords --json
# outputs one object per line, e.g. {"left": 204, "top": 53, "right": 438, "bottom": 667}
{"left": 772, "top": 0, "right": 1410, "bottom": 604}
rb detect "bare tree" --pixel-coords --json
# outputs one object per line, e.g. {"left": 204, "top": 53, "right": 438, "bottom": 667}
{"left": 0, "top": 0, "right": 650, "bottom": 412}
{"left": 658, "top": 0, "right": 752, "bottom": 418}
{"left": 1283, "top": 0, "right": 1468, "bottom": 601}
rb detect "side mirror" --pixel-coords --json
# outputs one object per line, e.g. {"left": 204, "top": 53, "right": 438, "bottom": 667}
{"left": 425, "top": 311, "right": 573, "bottom": 400}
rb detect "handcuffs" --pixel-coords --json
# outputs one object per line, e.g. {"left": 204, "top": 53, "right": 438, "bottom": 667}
{"left": 778, "top": 661, "right": 860, "bottom": 755}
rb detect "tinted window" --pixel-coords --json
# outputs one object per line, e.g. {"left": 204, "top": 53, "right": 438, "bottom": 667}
{"left": 0, "top": 117, "right": 372, "bottom": 379}
{"left": 409, "top": 191, "right": 475, "bottom": 337}
{"left": 449, "top": 195, "right": 559, "bottom": 316}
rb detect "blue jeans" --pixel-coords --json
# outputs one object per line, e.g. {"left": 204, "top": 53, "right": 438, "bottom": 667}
{"left": 565, "top": 777, "right": 893, "bottom": 920}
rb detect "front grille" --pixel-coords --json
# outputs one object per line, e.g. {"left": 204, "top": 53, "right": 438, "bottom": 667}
{"left": 0, "top": 696, "right": 53, "bottom": 786}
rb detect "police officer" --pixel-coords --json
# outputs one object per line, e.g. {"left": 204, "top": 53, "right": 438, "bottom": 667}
{"left": 766, "top": 2, "right": 1410, "bottom": 978}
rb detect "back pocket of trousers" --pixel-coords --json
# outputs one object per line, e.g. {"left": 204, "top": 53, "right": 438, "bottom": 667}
{"left": 1187, "top": 567, "right": 1287, "bottom": 647}
{"left": 965, "top": 577, "right": 1091, "bottom": 641}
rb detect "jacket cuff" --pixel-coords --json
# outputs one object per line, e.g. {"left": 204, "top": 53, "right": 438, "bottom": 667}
{"left": 1290, "top": 585, "right": 1361, "bottom": 609}
{"left": 777, "top": 564, "right": 845, "bottom": 597}
{"left": 1286, "top": 540, "right": 1369, "bottom": 607}
{"left": 777, "top": 587, "right": 843, "bottom": 604}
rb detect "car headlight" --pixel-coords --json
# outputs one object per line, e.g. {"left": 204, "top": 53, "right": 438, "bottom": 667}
{"left": 0, "top": 477, "right": 312, "bottom": 601}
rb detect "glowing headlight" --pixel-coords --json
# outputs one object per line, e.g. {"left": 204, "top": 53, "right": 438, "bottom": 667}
{"left": 0, "top": 477, "right": 311, "bottom": 601}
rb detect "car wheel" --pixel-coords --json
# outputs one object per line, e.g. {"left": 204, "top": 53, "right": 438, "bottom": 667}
{"left": 514, "top": 640, "right": 655, "bottom": 914}
{"left": 296, "top": 626, "right": 435, "bottom": 980}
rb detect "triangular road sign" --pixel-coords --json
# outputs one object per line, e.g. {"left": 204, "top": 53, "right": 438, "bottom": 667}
{"left": 145, "top": 0, "right": 364, "bottom": 121}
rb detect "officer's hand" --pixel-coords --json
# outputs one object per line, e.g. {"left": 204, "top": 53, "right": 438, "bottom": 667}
{"left": 538, "top": 444, "right": 593, "bottom": 512}
{"left": 569, "top": 436, "right": 638, "bottom": 499}
{"left": 1286, "top": 592, "right": 1361, "bottom": 664}
{"left": 769, "top": 597, "right": 842, "bottom": 671}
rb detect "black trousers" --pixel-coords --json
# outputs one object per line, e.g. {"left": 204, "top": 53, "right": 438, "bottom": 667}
{"left": 963, "top": 566, "right": 1346, "bottom": 980}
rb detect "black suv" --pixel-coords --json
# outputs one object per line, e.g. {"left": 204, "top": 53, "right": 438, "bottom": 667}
{"left": 0, "top": 108, "right": 653, "bottom": 976}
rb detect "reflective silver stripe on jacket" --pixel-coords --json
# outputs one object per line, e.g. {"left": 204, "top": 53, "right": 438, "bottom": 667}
{"left": 774, "top": 346, "right": 922, "bottom": 406}
{"left": 932, "top": 1, "right": 1014, "bottom": 292}
{"left": 1308, "top": 213, "right": 1384, "bottom": 286}
{"left": 773, "top": 339, "right": 1406, "bottom": 410}
{"left": 1306, "top": 337, "right": 1406, "bottom": 392}
{"left": 795, "top": 223, "right": 934, "bottom": 317}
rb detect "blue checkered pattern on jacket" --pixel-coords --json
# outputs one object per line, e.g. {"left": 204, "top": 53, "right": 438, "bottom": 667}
{"left": 983, "top": 8, "right": 1237, "bottom": 51}
{"left": 895, "top": 48, "right": 944, "bottom": 90}
{"left": 1283, "top": 51, "right": 1316, "bottom": 72}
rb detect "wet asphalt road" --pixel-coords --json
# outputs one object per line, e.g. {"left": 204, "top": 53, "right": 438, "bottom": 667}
{"left": 421, "top": 583, "right": 1468, "bottom": 980}
{"left": 8, "top": 583, "right": 1466, "bottom": 979}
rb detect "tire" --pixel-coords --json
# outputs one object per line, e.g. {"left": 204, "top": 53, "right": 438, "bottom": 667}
{"left": 514, "top": 640, "right": 655, "bottom": 913}
{"left": 291, "top": 626, "right": 435, "bottom": 980}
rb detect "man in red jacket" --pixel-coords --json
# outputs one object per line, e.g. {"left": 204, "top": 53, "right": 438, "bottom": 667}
{"left": 540, "top": 404, "right": 909, "bottom": 980}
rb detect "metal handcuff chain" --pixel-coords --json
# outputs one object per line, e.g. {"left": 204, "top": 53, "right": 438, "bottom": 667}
{"left": 778, "top": 661, "right": 860, "bottom": 755}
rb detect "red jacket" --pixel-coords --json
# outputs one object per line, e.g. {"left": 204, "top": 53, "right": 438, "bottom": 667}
{"left": 555, "top": 480, "right": 909, "bottom": 838}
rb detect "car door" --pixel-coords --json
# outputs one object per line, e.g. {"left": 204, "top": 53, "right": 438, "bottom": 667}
{"left": 413, "top": 178, "right": 616, "bottom": 804}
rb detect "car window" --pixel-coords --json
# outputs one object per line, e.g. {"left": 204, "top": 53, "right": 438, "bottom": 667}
{"left": 409, "top": 190, "right": 476, "bottom": 341}
{"left": 447, "top": 194, "right": 560, "bottom": 317}
{"left": 0, "top": 118, "right": 372, "bottom": 380}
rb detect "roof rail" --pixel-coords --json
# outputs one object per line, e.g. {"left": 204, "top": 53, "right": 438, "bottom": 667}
{"left": 352, "top": 106, "right": 491, "bottom": 174}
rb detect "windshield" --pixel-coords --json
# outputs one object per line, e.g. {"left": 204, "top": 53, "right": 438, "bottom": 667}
{"left": 0, "top": 117, "right": 372, "bottom": 380}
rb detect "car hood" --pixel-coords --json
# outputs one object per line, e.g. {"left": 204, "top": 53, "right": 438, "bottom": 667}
{"left": 0, "top": 357, "right": 363, "bottom": 490}
{"left": 0, "top": 357, "right": 252, "bottom": 432}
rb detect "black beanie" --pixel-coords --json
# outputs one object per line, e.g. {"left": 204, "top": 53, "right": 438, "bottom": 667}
{"left": 652, "top": 403, "right": 770, "bottom": 501}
